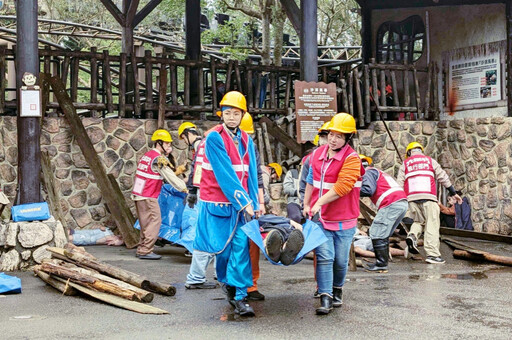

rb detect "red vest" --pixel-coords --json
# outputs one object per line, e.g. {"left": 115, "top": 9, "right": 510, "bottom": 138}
{"left": 132, "top": 149, "right": 163, "bottom": 198}
{"left": 310, "top": 144, "right": 362, "bottom": 222}
{"left": 403, "top": 154, "right": 437, "bottom": 201}
{"left": 192, "top": 139, "right": 206, "bottom": 187}
{"left": 199, "top": 125, "right": 251, "bottom": 203}
{"left": 367, "top": 167, "right": 407, "bottom": 209}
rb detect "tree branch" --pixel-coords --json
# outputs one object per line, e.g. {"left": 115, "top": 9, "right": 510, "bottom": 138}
{"left": 222, "top": 0, "right": 262, "bottom": 20}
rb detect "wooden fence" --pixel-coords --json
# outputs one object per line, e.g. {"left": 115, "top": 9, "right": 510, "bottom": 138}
{"left": 0, "top": 47, "right": 437, "bottom": 127}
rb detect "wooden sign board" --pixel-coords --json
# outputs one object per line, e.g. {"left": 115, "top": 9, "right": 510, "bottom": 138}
{"left": 294, "top": 81, "right": 337, "bottom": 143}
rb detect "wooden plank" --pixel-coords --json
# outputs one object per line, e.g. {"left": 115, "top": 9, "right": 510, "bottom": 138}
{"left": 270, "top": 72, "right": 276, "bottom": 109}
{"left": 71, "top": 57, "right": 79, "bottom": 103}
{"left": 61, "top": 56, "right": 71, "bottom": 85}
{"left": 210, "top": 59, "right": 218, "bottom": 113}
{"left": 40, "top": 73, "right": 51, "bottom": 116}
{"left": 390, "top": 70, "right": 399, "bottom": 107}
{"left": 234, "top": 61, "right": 242, "bottom": 92}
{"left": 108, "top": 174, "right": 136, "bottom": 225}
{"left": 256, "top": 127, "right": 265, "bottom": 164}
{"left": 225, "top": 60, "right": 233, "bottom": 93}
{"left": 246, "top": 68, "right": 253, "bottom": 109}
{"left": 255, "top": 72, "right": 261, "bottom": 109}
{"left": 284, "top": 73, "right": 291, "bottom": 108}
{"left": 440, "top": 227, "right": 512, "bottom": 244}
{"left": 184, "top": 66, "right": 190, "bottom": 106}
{"left": 453, "top": 250, "right": 512, "bottom": 267}
{"left": 433, "top": 62, "right": 440, "bottom": 120}
{"left": 41, "top": 150, "right": 67, "bottom": 229}
{"left": 158, "top": 65, "right": 167, "bottom": 128}
{"left": 259, "top": 116, "right": 304, "bottom": 157}
{"left": 363, "top": 65, "right": 370, "bottom": 124}
{"left": 103, "top": 50, "right": 114, "bottom": 114}
{"left": 379, "top": 69, "right": 386, "bottom": 106}
{"left": 198, "top": 66, "right": 205, "bottom": 107}
{"left": 52, "top": 276, "right": 169, "bottom": 314}
{"left": 144, "top": 50, "right": 153, "bottom": 119}
{"left": 49, "top": 76, "right": 139, "bottom": 249}
{"left": 413, "top": 68, "right": 421, "bottom": 118}
{"left": 425, "top": 62, "right": 433, "bottom": 120}
{"left": 90, "top": 47, "right": 99, "bottom": 117}
{"left": 354, "top": 69, "right": 364, "bottom": 127}
{"left": 403, "top": 67, "right": 410, "bottom": 108}
{"left": 34, "top": 268, "right": 77, "bottom": 296}
{"left": 170, "top": 64, "right": 178, "bottom": 106}
{"left": 373, "top": 106, "right": 418, "bottom": 112}
{"left": 371, "top": 65, "right": 379, "bottom": 106}
{"left": 119, "top": 53, "right": 127, "bottom": 117}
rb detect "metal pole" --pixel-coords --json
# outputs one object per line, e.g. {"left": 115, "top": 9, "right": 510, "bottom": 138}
{"left": 300, "top": 0, "right": 318, "bottom": 82}
{"left": 16, "top": 0, "right": 41, "bottom": 204}
{"left": 186, "top": 0, "right": 201, "bottom": 106}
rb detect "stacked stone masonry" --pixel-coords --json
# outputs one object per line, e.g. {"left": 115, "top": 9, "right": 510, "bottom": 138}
{"left": 0, "top": 117, "right": 510, "bottom": 236}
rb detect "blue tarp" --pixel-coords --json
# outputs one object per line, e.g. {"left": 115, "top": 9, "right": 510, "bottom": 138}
{"left": 241, "top": 219, "right": 328, "bottom": 266}
{"left": 0, "top": 272, "right": 21, "bottom": 294}
{"left": 134, "top": 184, "right": 196, "bottom": 252}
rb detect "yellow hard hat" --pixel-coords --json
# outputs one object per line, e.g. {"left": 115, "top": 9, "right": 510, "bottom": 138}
{"left": 151, "top": 129, "right": 172, "bottom": 143}
{"left": 359, "top": 154, "right": 373, "bottom": 166}
{"left": 219, "top": 91, "right": 247, "bottom": 113}
{"left": 318, "top": 121, "right": 331, "bottom": 133}
{"left": 178, "top": 122, "right": 197, "bottom": 138}
{"left": 406, "top": 141, "right": 424, "bottom": 158}
{"left": 327, "top": 113, "right": 357, "bottom": 134}
{"left": 313, "top": 135, "right": 319, "bottom": 146}
{"left": 239, "top": 112, "right": 254, "bottom": 134}
{"left": 268, "top": 163, "right": 283, "bottom": 179}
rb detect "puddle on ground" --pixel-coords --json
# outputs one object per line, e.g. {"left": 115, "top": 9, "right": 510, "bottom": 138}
{"left": 408, "top": 271, "right": 489, "bottom": 282}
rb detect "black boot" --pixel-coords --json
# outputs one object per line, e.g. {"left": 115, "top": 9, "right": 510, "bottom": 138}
{"left": 333, "top": 287, "right": 343, "bottom": 307}
{"left": 280, "top": 229, "right": 305, "bottom": 265}
{"left": 365, "top": 238, "right": 389, "bottom": 273}
{"left": 315, "top": 294, "right": 333, "bottom": 315}
{"left": 232, "top": 298, "right": 255, "bottom": 317}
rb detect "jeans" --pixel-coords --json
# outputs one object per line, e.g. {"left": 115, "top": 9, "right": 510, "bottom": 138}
{"left": 369, "top": 200, "right": 408, "bottom": 239}
{"left": 315, "top": 223, "right": 356, "bottom": 296}
{"left": 186, "top": 250, "right": 216, "bottom": 285}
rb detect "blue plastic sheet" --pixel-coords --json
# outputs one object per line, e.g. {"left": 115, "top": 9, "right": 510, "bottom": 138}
{"left": 11, "top": 202, "right": 50, "bottom": 222}
{"left": 133, "top": 184, "right": 196, "bottom": 252}
{"left": 0, "top": 272, "right": 21, "bottom": 294}
{"left": 241, "top": 219, "right": 328, "bottom": 266}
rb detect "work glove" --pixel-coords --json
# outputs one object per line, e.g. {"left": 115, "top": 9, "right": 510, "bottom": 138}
{"left": 175, "top": 164, "right": 187, "bottom": 176}
{"left": 186, "top": 193, "right": 197, "bottom": 208}
{"left": 156, "top": 156, "right": 171, "bottom": 169}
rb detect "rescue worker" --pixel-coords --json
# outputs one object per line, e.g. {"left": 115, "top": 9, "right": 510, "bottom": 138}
{"left": 194, "top": 91, "right": 259, "bottom": 316}
{"left": 397, "top": 142, "right": 462, "bottom": 264}
{"left": 132, "top": 129, "right": 187, "bottom": 259}
{"left": 303, "top": 113, "right": 363, "bottom": 315}
{"left": 359, "top": 154, "right": 408, "bottom": 272}
{"left": 262, "top": 162, "right": 282, "bottom": 206}
{"left": 178, "top": 122, "right": 217, "bottom": 289}
{"left": 238, "top": 112, "right": 266, "bottom": 302}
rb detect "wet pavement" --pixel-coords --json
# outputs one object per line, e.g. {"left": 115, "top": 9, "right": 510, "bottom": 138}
{"left": 2, "top": 240, "right": 512, "bottom": 339}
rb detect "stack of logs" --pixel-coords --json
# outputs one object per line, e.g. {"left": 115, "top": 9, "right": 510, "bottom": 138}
{"left": 33, "top": 243, "right": 173, "bottom": 314}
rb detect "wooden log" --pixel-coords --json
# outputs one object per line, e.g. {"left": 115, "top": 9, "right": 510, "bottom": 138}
{"left": 390, "top": 70, "right": 399, "bottom": 107}
{"left": 225, "top": 60, "right": 233, "bottom": 93}
{"left": 424, "top": 62, "right": 433, "bottom": 120}
{"left": 287, "top": 119, "right": 294, "bottom": 159}
{"left": 170, "top": 64, "right": 178, "bottom": 106}
{"left": 108, "top": 173, "right": 136, "bottom": 226}
{"left": 348, "top": 70, "right": 354, "bottom": 115}
{"left": 210, "top": 59, "right": 218, "bottom": 112}
{"left": 0, "top": 47, "right": 5, "bottom": 114}
{"left": 63, "top": 248, "right": 150, "bottom": 289}
{"left": 453, "top": 250, "right": 512, "bottom": 267}
{"left": 379, "top": 68, "right": 386, "bottom": 106}
{"left": 198, "top": 66, "right": 205, "bottom": 107}
{"left": 373, "top": 106, "right": 418, "bottom": 112}
{"left": 322, "top": 67, "right": 328, "bottom": 83}
{"left": 41, "top": 150, "right": 66, "bottom": 228}
{"left": 270, "top": 72, "right": 276, "bottom": 109}
{"left": 51, "top": 276, "right": 169, "bottom": 314}
{"left": 259, "top": 116, "right": 304, "bottom": 157}
{"left": 413, "top": 68, "right": 421, "bottom": 118}
{"left": 246, "top": 68, "right": 253, "bottom": 109}
{"left": 354, "top": 69, "right": 364, "bottom": 127}
{"left": 103, "top": 50, "right": 114, "bottom": 114}
{"left": 40, "top": 73, "right": 51, "bottom": 117}
{"left": 90, "top": 47, "right": 99, "bottom": 117}
{"left": 349, "top": 242, "right": 357, "bottom": 271}
{"left": 184, "top": 66, "right": 190, "bottom": 106}
{"left": 71, "top": 57, "right": 79, "bottom": 103}
{"left": 281, "top": 155, "right": 301, "bottom": 169}
{"left": 234, "top": 61, "right": 242, "bottom": 92}
{"left": 403, "top": 67, "right": 410, "bottom": 108}
{"left": 261, "top": 122, "right": 274, "bottom": 164}
{"left": 255, "top": 72, "right": 261, "bottom": 109}
{"left": 144, "top": 50, "right": 154, "bottom": 119}
{"left": 64, "top": 243, "right": 96, "bottom": 259}
{"left": 433, "top": 62, "right": 440, "bottom": 120}
{"left": 340, "top": 78, "right": 349, "bottom": 113}
{"left": 119, "top": 53, "right": 127, "bottom": 117}
{"left": 34, "top": 267, "right": 77, "bottom": 296}
{"left": 158, "top": 65, "right": 167, "bottom": 128}
{"left": 61, "top": 56, "right": 70, "bottom": 85}
{"left": 284, "top": 73, "right": 291, "bottom": 108}
{"left": 363, "top": 65, "right": 370, "bottom": 124}
{"left": 141, "top": 281, "right": 176, "bottom": 296}
{"left": 44, "top": 46, "right": 51, "bottom": 75}
{"left": 131, "top": 53, "right": 141, "bottom": 117}
{"left": 256, "top": 127, "right": 265, "bottom": 164}
{"left": 49, "top": 76, "right": 139, "bottom": 248}
{"left": 368, "top": 63, "right": 427, "bottom": 72}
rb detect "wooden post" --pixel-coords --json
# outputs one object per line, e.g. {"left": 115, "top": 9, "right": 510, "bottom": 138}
{"left": 210, "top": 59, "right": 218, "bottom": 113}
{"left": 341, "top": 78, "right": 349, "bottom": 113}
{"left": 103, "top": 51, "right": 114, "bottom": 114}
{"left": 255, "top": 72, "right": 261, "bottom": 109}
{"left": 349, "top": 243, "right": 357, "bottom": 271}
{"left": 0, "top": 47, "right": 5, "bottom": 114}
{"left": 390, "top": 70, "right": 399, "bottom": 107}
{"left": 270, "top": 72, "right": 276, "bottom": 109}
{"left": 425, "top": 62, "right": 433, "bottom": 120}
{"left": 354, "top": 69, "right": 364, "bottom": 127}
{"left": 144, "top": 50, "right": 153, "bottom": 119}
{"left": 287, "top": 117, "right": 294, "bottom": 158}
{"left": 119, "top": 52, "right": 127, "bottom": 117}
{"left": 225, "top": 60, "right": 233, "bottom": 93}
{"left": 403, "top": 63, "right": 410, "bottom": 108}
{"left": 363, "top": 65, "right": 371, "bottom": 124}
{"left": 247, "top": 68, "right": 253, "bottom": 110}
{"left": 49, "top": 75, "right": 139, "bottom": 248}
{"left": 44, "top": 46, "right": 51, "bottom": 75}
{"left": 170, "top": 64, "right": 178, "bottom": 107}
{"left": 413, "top": 68, "right": 421, "bottom": 118}
{"left": 158, "top": 65, "right": 167, "bottom": 128}
{"left": 261, "top": 122, "right": 274, "bottom": 164}
{"left": 433, "top": 62, "right": 440, "bottom": 120}
{"left": 131, "top": 53, "right": 141, "bottom": 117}
{"left": 256, "top": 127, "right": 265, "bottom": 164}
{"left": 198, "top": 66, "right": 205, "bottom": 107}
{"left": 234, "top": 61, "right": 242, "bottom": 92}
{"left": 61, "top": 56, "right": 70, "bottom": 84}
{"left": 184, "top": 66, "right": 190, "bottom": 106}
{"left": 90, "top": 47, "right": 99, "bottom": 117}
{"left": 284, "top": 73, "right": 291, "bottom": 108}
{"left": 260, "top": 116, "right": 304, "bottom": 157}
{"left": 379, "top": 68, "right": 386, "bottom": 106}
{"left": 348, "top": 70, "right": 354, "bottom": 115}
{"left": 71, "top": 57, "right": 79, "bottom": 103}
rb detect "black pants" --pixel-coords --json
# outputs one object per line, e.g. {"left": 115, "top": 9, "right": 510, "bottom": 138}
{"left": 286, "top": 203, "right": 302, "bottom": 224}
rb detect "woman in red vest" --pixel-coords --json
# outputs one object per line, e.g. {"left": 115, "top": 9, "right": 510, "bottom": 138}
{"left": 303, "top": 113, "right": 363, "bottom": 315}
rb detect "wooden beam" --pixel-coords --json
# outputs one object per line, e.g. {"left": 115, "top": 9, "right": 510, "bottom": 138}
{"left": 440, "top": 227, "right": 512, "bottom": 244}
{"left": 279, "top": 0, "right": 301, "bottom": 35}
{"left": 99, "top": 0, "right": 125, "bottom": 25}
{"left": 133, "top": 0, "right": 163, "bottom": 27}
{"left": 453, "top": 249, "right": 512, "bottom": 267}
{"left": 125, "top": 0, "right": 140, "bottom": 24}
{"left": 48, "top": 76, "right": 140, "bottom": 249}
{"left": 259, "top": 116, "right": 307, "bottom": 157}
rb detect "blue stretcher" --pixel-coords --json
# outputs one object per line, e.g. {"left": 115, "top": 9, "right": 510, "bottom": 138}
{"left": 133, "top": 184, "right": 196, "bottom": 252}
{"left": 240, "top": 219, "right": 328, "bottom": 266}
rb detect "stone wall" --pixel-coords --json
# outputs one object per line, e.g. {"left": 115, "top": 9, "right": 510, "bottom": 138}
{"left": 358, "top": 117, "right": 512, "bottom": 235}
{"left": 1, "top": 116, "right": 511, "bottom": 235}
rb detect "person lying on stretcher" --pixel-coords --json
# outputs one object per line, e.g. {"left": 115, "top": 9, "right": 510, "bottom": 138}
{"left": 258, "top": 215, "right": 305, "bottom": 265}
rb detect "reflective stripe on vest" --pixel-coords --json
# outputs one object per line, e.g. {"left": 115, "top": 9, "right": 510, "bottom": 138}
{"left": 403, "top": 154, "right": 437, "bottom": 198}
{"left": 192, "top": 139, "right": 207, "bottom": 188}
